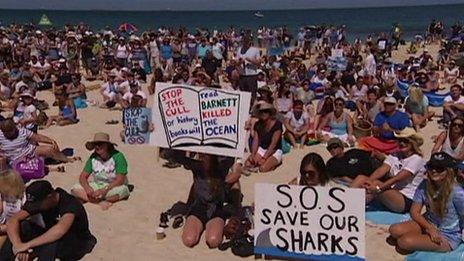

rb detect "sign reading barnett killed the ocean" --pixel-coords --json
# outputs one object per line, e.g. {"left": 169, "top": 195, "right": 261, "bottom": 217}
{"left": 151, "top": 83, "right": 250, "bottom": 158}
{"left": 124, "top": 107, "right": 152, "bottom": 145}
{"left": 254, "top": 183, "right": 365, "bottom": 261}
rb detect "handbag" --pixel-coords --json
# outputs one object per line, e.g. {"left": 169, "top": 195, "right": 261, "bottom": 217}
{"left": 13, "top": 156, "right": 47, "bottom": 183}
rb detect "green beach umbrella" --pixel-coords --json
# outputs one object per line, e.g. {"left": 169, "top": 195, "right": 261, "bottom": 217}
{"left": 38, "top": 14, "right": 52, "bottom": 26}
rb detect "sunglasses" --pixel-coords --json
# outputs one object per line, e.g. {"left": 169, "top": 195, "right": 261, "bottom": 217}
{"left": 452, "top": 122, "right": 464, "bottom": 127}
{"left": 335, "top": 102, "right": 345, "bottom": 107}
{"left": 427, "top": 167, "right": 446, "bottom": 174}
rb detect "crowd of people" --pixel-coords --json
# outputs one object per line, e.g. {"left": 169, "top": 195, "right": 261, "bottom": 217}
{"left": 0, "top": 17, "right": 461, "bottom": 259}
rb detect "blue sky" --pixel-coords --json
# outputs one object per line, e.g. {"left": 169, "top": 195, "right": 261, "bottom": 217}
{"left": 0, "top": 0, "right": 463, "bottom": 11}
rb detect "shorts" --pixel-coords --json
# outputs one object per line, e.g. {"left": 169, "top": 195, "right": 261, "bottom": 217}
{"left": 257, "top": 147, "right": 283, "bottom": 164}
{"left": 72, "top": 182, "right": 130, "bottom": 200}
{"left": 103, "top": 90, "right": 118, "bottom": 101}
{"left": 400, "top": 193, "right": 413, "bottom": 214}
{"left": 321, "top": 131, "right": 352, "bottom": 144}
{"left": 188, "top": 203, "right": 226, "bottom": 226}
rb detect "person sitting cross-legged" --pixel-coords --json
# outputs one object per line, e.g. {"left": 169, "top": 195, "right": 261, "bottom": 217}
{"left": 71, "top": 133, "right": 130, "bottom": 210}
{"left": 0, "top": 180, "right": 97, "bottom": 261}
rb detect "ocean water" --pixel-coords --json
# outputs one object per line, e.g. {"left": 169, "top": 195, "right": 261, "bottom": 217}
{"left": 0, "top": 4, "right": 463, "bottom": 40}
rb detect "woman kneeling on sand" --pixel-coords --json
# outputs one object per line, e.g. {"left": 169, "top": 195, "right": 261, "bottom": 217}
{"left": 389, "top": 152, "right": 464, "bottom": 254}
{"left": 72, "top": 133, "right": 130, "bottom": 210}
{"left": 181, "top": 153, "right": 239, "bottom": 249}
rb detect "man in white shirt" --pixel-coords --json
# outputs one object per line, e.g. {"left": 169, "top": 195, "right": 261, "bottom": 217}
{"left": 235, "top": 34, "right": 261, "bottom": 104}
{"left": 121, "top": 82, "right": 147, "bottom": 108}
{"left": 443, "top": 84, "right": 464, "bottom": 125}
{"left": 100, "top": 73, "right": 121, "bottom": 104}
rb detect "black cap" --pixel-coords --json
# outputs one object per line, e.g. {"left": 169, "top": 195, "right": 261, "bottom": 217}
{"left": 25, "top": 180, "right": 54, "bottom": 208}
{"left": 426, "top": 152, "right": 458, "bottom": 170}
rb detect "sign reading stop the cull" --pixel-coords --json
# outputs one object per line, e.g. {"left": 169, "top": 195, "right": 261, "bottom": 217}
{"left": 124, "top": 107, "right": 152, "bottom": 145}
{"left": 254, "top": 183, "right": 365, "bottom": 261}
{"left": 151, "top": 83, "right": 250, "bottom": 158}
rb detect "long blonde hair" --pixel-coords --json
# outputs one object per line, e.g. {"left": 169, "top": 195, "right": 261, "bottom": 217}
{"left": 0, "top": 169, "right": 25, "bottom": 199}
{"left": 426, "top": 168, "right": 455, "bottom": 218}
{"left": 409, "top": 86, "right": 424, "bottom": 105}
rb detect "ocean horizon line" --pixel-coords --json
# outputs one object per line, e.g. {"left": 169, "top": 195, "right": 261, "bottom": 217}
{"left": 0, "top": 2, "right": 463, "bottom": 13}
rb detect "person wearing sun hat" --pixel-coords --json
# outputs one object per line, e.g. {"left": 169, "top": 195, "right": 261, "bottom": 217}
{"left": 245, "top": 103, "right": 283, "bottom": 173}
{"left": 389, "top": 152, "right": 464, "bottom": 253}
{"left": 13, "top": 91, "right": 38, "bottom": 133}
{"left": 0, "top": 180, "right": 97, "bottom": 260}
{"left": 71, "top": 133, "right": 130, "bottom": 210}
{"left": 352, "top": 127, "right": 426, "bottom": 214}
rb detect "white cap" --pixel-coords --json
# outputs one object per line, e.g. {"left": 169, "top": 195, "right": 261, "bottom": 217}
{"left": 384, "top": 96, "right": 397, "bottom": 104}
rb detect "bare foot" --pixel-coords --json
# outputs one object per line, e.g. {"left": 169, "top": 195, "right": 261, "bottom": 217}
{"left": 99, "top": 201, "right": 113, "bottom": 210}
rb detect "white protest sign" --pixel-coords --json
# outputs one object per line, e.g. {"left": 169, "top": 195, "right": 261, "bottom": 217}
{"left": 151, "top": 83, "right": 251, "bottom": 158}
{"left": 254, "top": 183, "right": 365, "bottom": 261}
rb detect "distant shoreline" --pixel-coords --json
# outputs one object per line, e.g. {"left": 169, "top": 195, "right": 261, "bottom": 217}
{"left": 0, "top": 2, "right": 463, "bottom": 12}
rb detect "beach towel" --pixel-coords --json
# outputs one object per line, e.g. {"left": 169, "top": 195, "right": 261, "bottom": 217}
{"left": 406, "top": 244, "right": 464, "bottom": 261}
{"left": 282, "top": 139, "right": 292, "bottom": 154}
{"left": 424, "top": 92, "right": 449, "bottom": 107}
{"left": 74, "top": 97, "right": 88, "bottom": 109}
{"left": 366, "top": 202, "right": 411, "bottom": 225}
{"left": 358, "top": 136, "right": 399, "bottom": 154}
{"left": 397, "top": 80, "right": 448, "bottom": 107}
{"left": 397, "top": 81, "right": 409, "bottom": 98}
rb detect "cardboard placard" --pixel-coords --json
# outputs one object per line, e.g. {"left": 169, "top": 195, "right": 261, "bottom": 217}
{"left": 254, "top": 183, "right": 365, "bottom": 261}
{"left": 124, "top": 107, "right": 152, "bottom": 145}
{"left": 151, "top": 83, "right": 250, "bottom": 158}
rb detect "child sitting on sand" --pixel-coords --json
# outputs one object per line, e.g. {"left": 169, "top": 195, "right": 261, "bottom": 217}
{"left": 284, "top": 100, "right": 310, "bottom": 149}
{"left": 388, "top": 152, "right": 464, "bottom": 253}
{"left": 13, "top": 92, "right": 38, "bottom": 133}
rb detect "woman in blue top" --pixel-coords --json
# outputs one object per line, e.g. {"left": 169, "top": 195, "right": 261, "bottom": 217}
{"left": 389, "top": 152, "right": 464, "bottom": 253}
{"left": 160, "top": 38, "right": 173, "bottom": 71}
{"left": 45, "top": 92, "right": 78, "bottom": 128}
{"left": 317, "top": 97, "right": 355, "bottom": 146}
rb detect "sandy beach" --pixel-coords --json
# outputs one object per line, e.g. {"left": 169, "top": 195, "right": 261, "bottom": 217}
{"left": 24, "top": 42, "right": 449, "bottom": 261}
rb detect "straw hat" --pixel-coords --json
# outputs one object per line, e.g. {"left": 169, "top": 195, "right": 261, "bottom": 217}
{"left": 85, "top": 132, "right": 117, "bottom": 150}
{"left": 394, "top": 127, "right": 424, "bottom": 154}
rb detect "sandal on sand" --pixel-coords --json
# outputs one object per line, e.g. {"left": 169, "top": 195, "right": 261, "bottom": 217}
{"left": 70, "top": 156, "right": 82, "bottom": 162}
{"left": 105, "top": 120, "right": 119, "bottom": 125}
